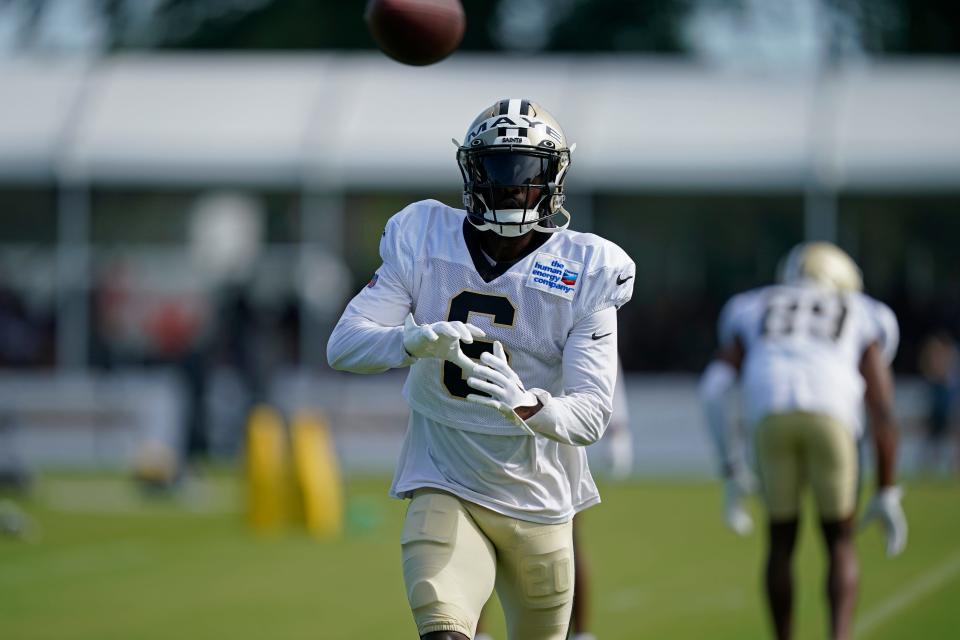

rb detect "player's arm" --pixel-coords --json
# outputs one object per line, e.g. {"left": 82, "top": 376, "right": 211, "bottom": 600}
{"left": 326, "top": 262, "right": 417, "bottom": 374}
{"left": 861, "top": 341, "right": 898, "bottom": 489}
{"left": 466, "top": 250, "right": 632, "bottom": 440}
{"left": 328, "top": 210, "right": 483, "bottom": 374}
{"left": 464, "top": 307, "right": 617, "bottom": 443}
{"left": 699, "top": 340, "right": 744, "bottom": 478}
{"left": 700, "top": 335, "right": 755, "bottom": 536}
{"left": 511, "top": 255, "right": 633, "bottom": 445}
{"left": 327, "top": 264, "right": 485, "bottom": 375}
{"left": 523, "top": 305, "right": 620, "bottom": 446}
{"left": 858, "top": 340, "right": 907, "bottom": 556}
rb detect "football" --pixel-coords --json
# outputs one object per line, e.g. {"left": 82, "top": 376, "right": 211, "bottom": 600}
{"left": 364, "top": 0, "right": 466, "bottom": 66}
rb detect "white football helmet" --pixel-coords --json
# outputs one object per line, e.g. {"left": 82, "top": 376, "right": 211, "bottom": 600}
{"left": 455, "top": 99, "right": 574, "bottom": 237}
{"left": 777, "top": 242, "right": 863, "bottom": 292}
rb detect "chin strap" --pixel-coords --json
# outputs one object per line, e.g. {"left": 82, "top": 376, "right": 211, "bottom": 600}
{"left": 533, "top": 206, "right": 570, "bottom": 233}
{"left": 468, "top": 206, "right": 570, "bottom": 237}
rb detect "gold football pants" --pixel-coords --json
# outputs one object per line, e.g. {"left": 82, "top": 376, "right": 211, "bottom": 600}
{"left": 754, "top": 411, "right": 858, "bottom": 521}
{"left": 400, "top": 488, "right": 574, "bottom": 639}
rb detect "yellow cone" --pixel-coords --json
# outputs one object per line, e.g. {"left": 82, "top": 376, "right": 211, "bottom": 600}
{"left": 291, "top": 410, "right": 343, "bottom": 539}
{"left": 245, "top": 405, "right": 289, "bottom": 534}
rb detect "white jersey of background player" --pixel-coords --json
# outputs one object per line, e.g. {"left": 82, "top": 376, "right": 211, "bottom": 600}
{"left": 721, "top": 263, "right": 898, "bottom": 440}
{"left": 327, "top": 99, "right": 633, "bottom": 640}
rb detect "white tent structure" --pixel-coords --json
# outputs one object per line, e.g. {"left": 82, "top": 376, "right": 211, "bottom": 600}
{"left": 2, "top": 53, "right": 958, "bottom": 188}
{"left": 1, "top": 53, "right": 959, "bottom": 368}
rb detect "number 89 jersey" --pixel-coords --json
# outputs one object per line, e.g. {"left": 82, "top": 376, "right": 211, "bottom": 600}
{"left": 382, "top": 200, "right": 634, "bottom": 436}
{"left": 719, "top": 283, "right": 898, "bottom": 436}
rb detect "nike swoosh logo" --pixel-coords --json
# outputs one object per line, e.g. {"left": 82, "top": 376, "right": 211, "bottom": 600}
{"left": 591, "top": 332, "right": 612, "bottom": 340}
{"left": 616, "top": 274, "right": 633, "bottom": 285}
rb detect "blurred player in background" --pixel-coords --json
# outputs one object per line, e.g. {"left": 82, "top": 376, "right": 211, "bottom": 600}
{"left": 327, "top": 99, "right": 634, "bottom": 640}
{"left": 699, "top": 242, "right": 907, "bottom": 640}
{"left": 603, "top": 358, "right": 634, "bottom": 481}
{"left": 917, "top": 329, "right": 959, "bottom": 475}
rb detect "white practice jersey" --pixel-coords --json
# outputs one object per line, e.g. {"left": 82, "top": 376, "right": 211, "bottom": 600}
{"left": 719, "top": 283, "right": 898, "bottom": 436}
{"left": 327, "top": 199, "right": 635, "bottom": 523}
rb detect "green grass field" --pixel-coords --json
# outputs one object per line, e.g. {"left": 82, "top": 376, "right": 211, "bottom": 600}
{"left": 2, "top": 473, "right": 959, "bottom": 639}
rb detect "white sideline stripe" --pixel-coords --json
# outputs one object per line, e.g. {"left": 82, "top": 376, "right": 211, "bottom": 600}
{"left": 855, "top": 550, "right": 960, "bottom": 638}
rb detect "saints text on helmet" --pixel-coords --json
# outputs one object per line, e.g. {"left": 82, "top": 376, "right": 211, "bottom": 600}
{"left": 466, "top": 117, "right": 564, "bottom": 144}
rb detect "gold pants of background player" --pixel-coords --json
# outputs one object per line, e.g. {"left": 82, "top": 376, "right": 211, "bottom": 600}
{"left": 754, "top": 411, "right": 858, "bottom": 521}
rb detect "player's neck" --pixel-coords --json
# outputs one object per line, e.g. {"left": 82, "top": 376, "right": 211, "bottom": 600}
{"left": 478, "top": 230, "right": 539, "bottom": 263}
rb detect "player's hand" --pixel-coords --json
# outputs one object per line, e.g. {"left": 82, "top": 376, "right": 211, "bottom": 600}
{"left": 859, "top": 486, "right": 907, "bottom": 557}
{"left": 465, "top": 341, "right": 539, "bottom": 435}
{"left": 723, "top": 468, "right": 755, "bottom": 536}
{"left": 402, "top": 313, "right": 484, "bottom": 371}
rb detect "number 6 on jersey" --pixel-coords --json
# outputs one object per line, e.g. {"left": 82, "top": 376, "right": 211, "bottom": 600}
{"left": 442, "top": 291, "right": 516, "bottom": 399}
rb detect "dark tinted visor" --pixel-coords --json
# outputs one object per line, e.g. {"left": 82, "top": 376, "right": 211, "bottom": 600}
{"left": 470, "top": 153, "right": 556, "bottom": 186}
{"left": 485, "top": 184, "right": 544, "bottom": 211}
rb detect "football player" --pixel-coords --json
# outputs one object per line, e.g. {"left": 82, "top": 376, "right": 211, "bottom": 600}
{"left": 699, "top": 242, "right": 907, "bottom": 640}
{"left": 327, "top": 99, "right": 634, "bottom": 640}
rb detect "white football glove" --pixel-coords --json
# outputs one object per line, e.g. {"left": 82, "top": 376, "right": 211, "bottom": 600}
{"left": 722, "top": 465, "right": 757, "bottom": 536}
{"left": 465, "top": 341, "right": 538, "bottom": 436}
{"left": 402, "top": 313, "right": 484, "bottom": 371}
{"left": 859, "top": 486, "right": 908, "bottom": 557}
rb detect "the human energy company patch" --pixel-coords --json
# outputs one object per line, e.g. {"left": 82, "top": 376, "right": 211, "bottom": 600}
{"left": 527, "top": 252, "right": 582, "bottom": 301}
